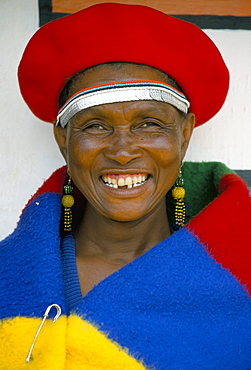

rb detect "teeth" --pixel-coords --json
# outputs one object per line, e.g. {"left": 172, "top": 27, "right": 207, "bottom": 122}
{"left": 118, "top": 178, "right": 125, "bottom": 187}
{"left": 133, "top": 176, "right": 138, "bottom": 185}
{"left": 125, "top": 177, "right": 132, "bottom": 186}
{"left": 102, "top": 174, "right": 148, "bottom": 189}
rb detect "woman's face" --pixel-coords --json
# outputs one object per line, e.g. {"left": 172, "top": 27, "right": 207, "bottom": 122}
{"left": 55, "top": 64, "right": 195, "bottom": 222}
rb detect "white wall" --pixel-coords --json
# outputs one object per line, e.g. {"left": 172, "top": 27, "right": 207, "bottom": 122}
{"left": 0, "top": 0, "right": 251, "bottom": 239}
{"left": 186, "top": 29, "right": 251, "bottom": 169}
{"left": 0, "top": 0, "right": 65, "bottom": 240}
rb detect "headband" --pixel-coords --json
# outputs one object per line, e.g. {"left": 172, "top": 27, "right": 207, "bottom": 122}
{"left": 56, "top": 80, "right": 190, "bottom": 127}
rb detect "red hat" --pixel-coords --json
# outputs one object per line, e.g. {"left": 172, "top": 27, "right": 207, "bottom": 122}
{"left": 18, "top": 3, "right": 229, "bottom": 126}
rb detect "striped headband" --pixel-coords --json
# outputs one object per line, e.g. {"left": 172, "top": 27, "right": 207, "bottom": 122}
{"left": 56, "top": 80, "right": 190, "bottom": 127}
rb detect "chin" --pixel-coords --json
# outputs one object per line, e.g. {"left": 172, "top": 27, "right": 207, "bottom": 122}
{"left": 103, "top": 209, "right": 148, "bottom": 223}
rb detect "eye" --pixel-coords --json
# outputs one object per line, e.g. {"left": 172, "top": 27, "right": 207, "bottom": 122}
{"left": 82, "top": 122, "right": 112, "bottom": 135}
{"left": 137, "top": 119, "right": 165, "bottom": 131}
{"left": 141, "top": 121, "right": 160, "bottom": 128}
{"left": 86, "top": 123, "right": 105, "bottom": 131}
{"left": 71, "top": 119, "right": 111, "bottom": 134}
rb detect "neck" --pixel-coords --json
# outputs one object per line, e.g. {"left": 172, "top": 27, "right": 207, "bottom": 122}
{"left": 75, "top": 200, "right": 171, "bottom": 262}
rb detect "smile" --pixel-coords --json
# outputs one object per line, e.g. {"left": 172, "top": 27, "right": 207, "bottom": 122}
{"left": 101, "top": 174, "right": 149, "bottom": 189}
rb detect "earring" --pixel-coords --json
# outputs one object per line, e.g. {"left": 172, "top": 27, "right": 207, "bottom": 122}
{"left": 172, "top": 165, "right": 186, "bottom": 227}
{"left": 62, "top": 177, "right": 74, "bottom": 232}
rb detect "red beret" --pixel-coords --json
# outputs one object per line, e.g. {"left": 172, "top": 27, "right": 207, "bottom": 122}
{"left": 18, "top": 3, "right": 229, "bottom": 126}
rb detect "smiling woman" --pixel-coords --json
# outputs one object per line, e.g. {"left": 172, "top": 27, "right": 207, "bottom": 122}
{"left": 1, "top": 3, "right": 251, "bottom": 370}
{"left": 55, "top": 64, "right": 194, "bottom": 231}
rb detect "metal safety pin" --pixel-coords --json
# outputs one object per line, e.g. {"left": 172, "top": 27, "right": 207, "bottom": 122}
{"left": 26, "top": 304, "right": 62, "bottom": 363}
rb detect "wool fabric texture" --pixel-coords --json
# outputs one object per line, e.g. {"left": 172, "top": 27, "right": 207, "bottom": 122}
{"left": 0, "top": 162, "right": 251, "bottom": 369}
{"left": 18, "top": 3, "right": 229, "bottom": 126}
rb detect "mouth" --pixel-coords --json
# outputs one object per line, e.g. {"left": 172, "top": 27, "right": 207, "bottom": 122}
{"left": 101, "top": 174, "right": 150, "bottom": 189}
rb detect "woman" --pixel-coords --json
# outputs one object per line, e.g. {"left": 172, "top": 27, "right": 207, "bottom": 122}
{"left": 0, "top": 3, "right": 251, "bottom": 369}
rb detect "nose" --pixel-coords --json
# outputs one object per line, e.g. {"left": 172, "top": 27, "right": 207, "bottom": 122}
{"left": 104, "top": 130, "right": 143, "bottom": 165}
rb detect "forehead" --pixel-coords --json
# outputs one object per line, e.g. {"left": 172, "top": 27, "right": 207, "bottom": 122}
{"left": 70, "top": 64, "right": 170, "bottom": 94}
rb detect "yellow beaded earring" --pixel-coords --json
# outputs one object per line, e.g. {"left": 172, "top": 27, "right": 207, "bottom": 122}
{"left": 172, "top": 165, "right": 186, "bottom": 227}
{"left": 62, "top": 177, "right": 75, "bottom": 232}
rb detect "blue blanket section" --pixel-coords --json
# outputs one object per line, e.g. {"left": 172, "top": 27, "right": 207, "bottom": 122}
{"left": 0, "top": 193, "right": 67, "bottom": 319}
{"left": 0, "top": 191, "right": 251, "bottom": 369}
{"left": 75, "top": 228, "right": 251, "bottom": 370}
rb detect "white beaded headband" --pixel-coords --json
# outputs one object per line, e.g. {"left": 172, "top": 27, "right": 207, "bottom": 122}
{"left": 56, "top": 80, "right": 190, "bottom": 127}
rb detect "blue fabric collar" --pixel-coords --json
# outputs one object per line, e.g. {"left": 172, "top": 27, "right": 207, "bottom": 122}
{"left": 61, "top": 232, "right": 82, "bottom": 312}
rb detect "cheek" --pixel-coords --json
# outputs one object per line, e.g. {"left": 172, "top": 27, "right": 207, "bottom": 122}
{"left": 65, "top": 137, "right": 101, "bottom": 201}
{"left": 66, "top": 133, "right": 100, "bottom": 170}
{"left": 66, "top": 134, "right": 101, "bottom": 197}
{"left": 148, "top": 135, "right": 182, "bottom": 189}
{"left": 148, "top": 133, "right": 182, "bottom": 165}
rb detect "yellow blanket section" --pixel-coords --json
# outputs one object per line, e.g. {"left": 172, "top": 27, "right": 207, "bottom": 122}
{"left": 0, "top": 315, "right": 151, "bottom": 370}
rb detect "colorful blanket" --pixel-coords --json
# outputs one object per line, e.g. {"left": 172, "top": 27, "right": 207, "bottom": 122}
{"left": 0, "top": 162, "right": 251, "bottom": 369}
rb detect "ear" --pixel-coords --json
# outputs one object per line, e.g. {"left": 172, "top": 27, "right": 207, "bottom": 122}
{"left": 53, "top": 122, "right": 68, "bottom": 162}
{"left": 180, "top": 112, "right": 195, "bottom": 159}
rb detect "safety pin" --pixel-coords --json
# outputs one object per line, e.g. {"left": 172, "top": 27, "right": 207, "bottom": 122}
{"left": 26, "top": 304, "right": 61, "bottom": 363}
